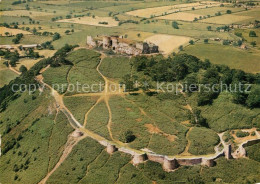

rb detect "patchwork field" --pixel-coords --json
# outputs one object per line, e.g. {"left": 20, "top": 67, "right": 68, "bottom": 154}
{"left": 145, "top": 34, "right": 190, "bottom": 54}
{"left": 126, "top": 2, "right": 221, "bottom": 18}
{"left": 157, "top": 12, "right": 201, "bottom": 21}
{"left": 56, "top": 16, "right": 119, "bottom": 27}
{"left": 182, "top": 43, "right": 260, "bottom": 73}
{"left": 191, "top": 6, "right": 245, "bottom": 16}
{"left": 0, "top": 10, "right": 54, "bottom": 17}
{"left": 200, "top": 14, "right": 253, "bottom": 24}
{"left": 0, "top": 27, "right": 31, "bottom": 36}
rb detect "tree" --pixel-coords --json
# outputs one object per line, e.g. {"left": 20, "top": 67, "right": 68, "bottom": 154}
{"left": 207, "top": 26, "right": 212, "bottom": 31}
{"left": 53, "top": 32, "right": 61, "bottom": 41}
{"left": 119, "top": 130, "right": 135, "bottom": 143}
{"left": 249, "top": 30, "right": 256, "bottom": 37}
{"left": 204, "top": 39, "right": 209, "bottom": 44}
{"left": 251, "top": 41, "right": 256, "bottom": 47}
{"left": 226, "top": 10, "right": 232, "bottom": 14}
{"left": 19, "top": 65, "right": 27, "bottom": 73}
{"left": 222, "top": 40, "right": 230, "bottom": 45}
{"left": 122, "top": 74, "right": 134, "bottom": 92}
{"left": 32, "top": 28, "right": 37, "bottom": 35}
{"left": 10, "top": 56, "right": 19, "bottom": 67}
{"left": 137, "top": 33, "right": 141, "bottom": 37}
{"left": 246, "top": 85, "right": 260, "bottom": 108}
{"left": 5, "top": 32, "right": 10, "bottom": 36}
{"left": 178, "top": 45, "right": 183, "bottom": 51}
{"left": 172, "top": 21, "right": 179, "bottom": 29}
{"left": 65, "top": 30, "right": 70, "bottom": 35}
{"left": 189, "top": 40, "right": 194, "bottom": 45}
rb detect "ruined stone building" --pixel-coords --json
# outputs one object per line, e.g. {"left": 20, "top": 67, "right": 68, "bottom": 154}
{"left": 87, "top": 35, "right": 159, "bottom": 55}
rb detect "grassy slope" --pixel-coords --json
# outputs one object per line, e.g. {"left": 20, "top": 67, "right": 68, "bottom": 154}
{"left": 85, "top": 100, "right": 111, "bottom": 140}
{"left": 245, "top": 142, "right": 260, "bottom": 162}
{"left": 123, "top": 94, "right": 189, "bottom": 155}
{"left": 43, "top": 65, "right": 72, "bottom": 94}
{"left": 0, "top": 90, "right": 71, "bottom": 183}
{"left": 188, "top": 127, "right": 220, "bottom": 155}
{"left": 0, "top": 69, "right": 18, "bottom": 88}
{"left": 197, "top": 93, "right": 260, "bottom": 132}
{"left": 65, "top": 49, "right": 104, "bottom": 94}
{"left": 63, "top": 96, "right": 98, "bottom": 125}
{"left": 99, "top": 56, "right": 132, "bottom": 81}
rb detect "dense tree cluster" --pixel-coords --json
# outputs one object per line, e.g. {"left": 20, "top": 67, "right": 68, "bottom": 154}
{"left": 12, "top": 33, "right": 23, "bottom": 44}
{"left": 131, "top": 53, "right": 260, "bottom": 108}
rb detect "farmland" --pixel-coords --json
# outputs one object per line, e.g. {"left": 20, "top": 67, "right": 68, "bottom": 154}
{"left": 200, "top": 14, "right": 252, "bottom": 24}
{"left": 145, "top": 34, "right": 191, "bottom": 54}
{"left": 182, "top": 43, "right": 260, "bottom": 73}
{"left": 56, "top": 16, "right": 119, "bottom": 27}
{"left": 0, "top": 0, "right": 260, "bottom": 183}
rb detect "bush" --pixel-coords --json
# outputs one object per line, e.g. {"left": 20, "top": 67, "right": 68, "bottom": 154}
{"left": 249, "top": 30, "right": 256, "bottom": 37}
{"left": 236, "top": 130, "right": 249, "bottom": 138}
{"left": 189, "top": 40, "right": 194, "bottom": 45}
{"left": 119, "top": 130, "right": 136, "bottom": 143}
{"left": 172, "top": 21, "right": 179, "bottom": 29}
{"left": 226, "top": 10, "right": 232, "bottom": 14}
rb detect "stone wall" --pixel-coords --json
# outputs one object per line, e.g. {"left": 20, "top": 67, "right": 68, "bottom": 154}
{"left": 177, "top": 158, "right": 202, "bottom": 165}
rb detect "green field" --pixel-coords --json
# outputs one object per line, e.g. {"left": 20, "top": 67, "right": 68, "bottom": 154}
{"left": 182, "top": 43, "right": 260, "bottom": 73}
{"left": 0, "top": 68, "right": 18, "bottom": 87}
{"left": 99, "top": 56, "right": 133, "bottom": 81}
{"left": 63, "top": 96, "right": 99, "bottom": 125}
{"left": 188, "top": 127, "right": 220, "bottom": 155}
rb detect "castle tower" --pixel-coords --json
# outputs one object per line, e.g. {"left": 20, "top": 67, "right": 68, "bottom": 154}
{"left": 132, "top": 153, "right": 147, "bottom": 165}
{"left": 106, "top": 144, "right": 117, "bottom": 154}
{"left": 224, "top": 144, "right": 233, "bottom": 159}
{"left": 163, "top": 157, "right": 178, "bottom": 171}
{"left": 201, "top": 158, "right": 215, "bottom": 167}
{"left": 111, "top": 36, "right": 118, "bottom": 50}
{"left": 103, "top": 36, "right": 111, "bottom": 49}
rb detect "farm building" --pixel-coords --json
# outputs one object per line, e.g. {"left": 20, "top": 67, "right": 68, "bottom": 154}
{"left": 87, "top": 35, "right": 159, "bottom": 55}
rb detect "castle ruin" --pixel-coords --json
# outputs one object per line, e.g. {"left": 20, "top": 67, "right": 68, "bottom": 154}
{"left": 87, "top": 35, "right": 159, "bottom": 55}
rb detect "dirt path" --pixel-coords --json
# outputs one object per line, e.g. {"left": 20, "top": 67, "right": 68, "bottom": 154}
{"left": 9, "top": 65, "right": 21, "bottom": 75}
{"left": 39, "top": 131, "right": 87, "bottom": 184}
{"left": 180, "top": 127, "right": 193, "bottom": 156}
{"left": 83, "top": 97, "right": 103, "bottom": 127}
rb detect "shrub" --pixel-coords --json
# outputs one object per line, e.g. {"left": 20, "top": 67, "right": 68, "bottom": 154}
{"left": 226, "top": 10, "right": 232, "bottom": 14}
{"left": 119, "top": 130, "right": 136, "bottom": 143}
{"left": 249, "top": 30, "right": 256, "bottom": 37}
{"left": 236, "top": 130, "right": 249, "bottom": 138}
{"left": 172, "top": 21, "right": 179, "bottom": 29}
